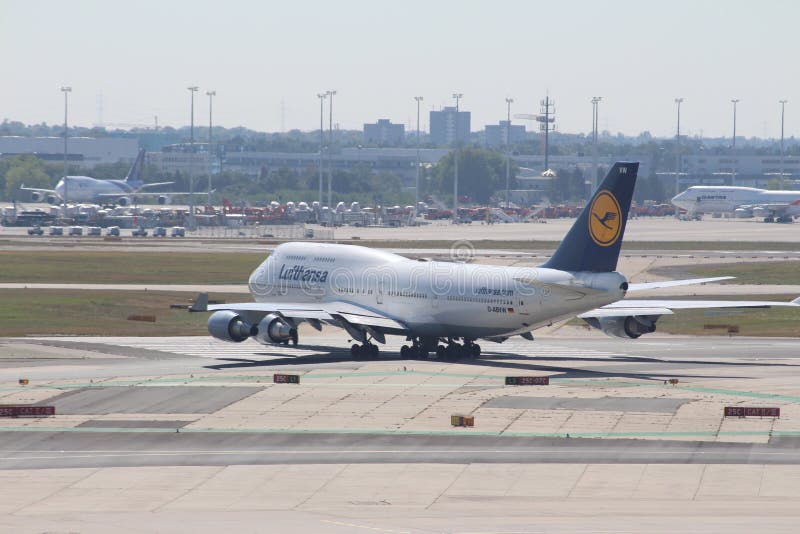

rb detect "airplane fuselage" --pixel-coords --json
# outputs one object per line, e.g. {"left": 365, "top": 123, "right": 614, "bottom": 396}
{"left": 55, "top": 176, "right": 135, "bottom": 203}
{"left": 247, "top": 242, "right": 626, "bottom": 339}
{"left": 672, "top": 186, "right": 800, "bottom": 217}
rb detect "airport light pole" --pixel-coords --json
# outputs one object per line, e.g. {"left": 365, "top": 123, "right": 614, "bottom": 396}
{"left": 675, "top": 97, "right": 683, "bottom": 196}
{"left": 780, "top": 99, "right": 788, "bottom": 186}
{"left": 61, "top": 86, "right": 72, "bottom": 205}
{"left": 452, "top": 92, "right": 463, "bottom": 224}
{"left": 414, "top": 96, "right": 423, "bottom": 219}
{"left": 188, "top": 86, "right": 199, "bottom": 230}
{"left": 326, "top": 90, "right": 336, "bottom": 219}
{"left": 317, "top": 93, "right": 327, "bottom": 207}
{"left": 731, "top": 98, "right": 739, "bottom": 185}
{"left": 206, "top": 90, "right": 215, "bottom": 206}
{"left": 591, "top": 96, "right": 602, "bottom": 191}
{"left": 504, "top": 97, "right": 513, "bottom": 209}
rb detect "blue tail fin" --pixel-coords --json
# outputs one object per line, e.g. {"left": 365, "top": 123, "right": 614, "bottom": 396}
{"left": 542, "top": 162, "right": 638, "bottom": 273}
{"left": 125, "top": 149, "right": 146, "bottom": 184}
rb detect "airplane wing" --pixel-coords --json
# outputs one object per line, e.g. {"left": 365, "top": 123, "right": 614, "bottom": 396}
{"left": 19, "top": 184, "right": 57, "bottom": 195}
{"left": 579, "top": 296, "right": 800, "bottom": 319}
{"left": 95, "top": 191, "right": 207, "bottom": 198}
{"left": 627, "top": 276, "right": 734, "bottom": 291}
{"left": 193, "top": 294, "right": 409, "bottom": 343}
{"left": 741, "top": 202, "right": 796, "bottom": 217}
{"left": 136, "top": 181, "right": 175, "bottom": 190}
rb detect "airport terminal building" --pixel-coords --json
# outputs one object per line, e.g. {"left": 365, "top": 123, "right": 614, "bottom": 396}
{"left": 0, "top": 136, "right": 138, "bottom": 167}
{"left": 682, "top": 154, "right": 800, "bottom": 188}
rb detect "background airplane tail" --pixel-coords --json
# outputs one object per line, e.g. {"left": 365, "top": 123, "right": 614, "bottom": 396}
{"left": 542, "top": 162, "right": 639, "bottom": 273}
{"left": 124, "top": 149, "right": 146, "bottom": 184}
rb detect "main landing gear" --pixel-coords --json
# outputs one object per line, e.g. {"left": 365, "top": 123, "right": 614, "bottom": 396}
{"left": 281, "top": 329, "right": 299, "bottom": 346}
{"left": 351, "top": 342, "right": 379, "bottom": 358}
{"left": 400, "top": 337, "right": 481, "bottom": 360}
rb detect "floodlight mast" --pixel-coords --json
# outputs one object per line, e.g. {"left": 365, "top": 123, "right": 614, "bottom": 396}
{"left": 414, "top": 96, "right": 424, "bottom": 219}
{"left": 206, "top": 90, "right": 216, "bottom": 206}
{"left": 452, "top": 92, "right": 463, "bottom": 224}
{"left": 188, "top": 86, "right": 199, "bottom": 230}
{"left": 504, "top": 97, "right": 513, "bottom": 209}
{"left": 61, "top": 86, "right": 72, "bottom": 205}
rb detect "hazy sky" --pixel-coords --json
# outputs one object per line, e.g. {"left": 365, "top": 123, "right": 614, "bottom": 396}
{"left": 2, "top": 0, "right": 798, "bottom": 139}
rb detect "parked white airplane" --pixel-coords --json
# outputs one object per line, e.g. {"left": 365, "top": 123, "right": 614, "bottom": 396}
{"left": 21, "top": 149, "right": 202, "bottom": 206}
{"left": 671, "top": 185, "right": 800, "bottom": 222}
{"left": 192, "top": 162, "right": 800, "bottom": 358}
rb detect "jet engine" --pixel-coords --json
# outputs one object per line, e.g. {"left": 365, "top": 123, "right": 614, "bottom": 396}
{"left": 207, "top": 310, "right": 257, "bottom": 343}
{"left": 734, "top": 207, "right": 753, "bottom": 218}
{"left": 46, "top": 195, "right": 59, "bottom": 205}
{"left": 157, "top": 195, "right": 170, "bottom": 205}
{"left": 254, "top": 313, "right": 294, "bottom": 345}
{"left": 584, "top": 315, "right": 657, "bottom": 339}
{"left": 30, "top": 191, "right": 43, "bottom": 202}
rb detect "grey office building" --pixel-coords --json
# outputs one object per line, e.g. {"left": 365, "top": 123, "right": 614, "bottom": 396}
{"left": 429, "top": 107, "right": 470, "bottom": 146}
{"left": 363, "top": 119, "right": 405, "bottom": 145}
{"left": 485, "top": 121, "right": 526, "bottom": 147}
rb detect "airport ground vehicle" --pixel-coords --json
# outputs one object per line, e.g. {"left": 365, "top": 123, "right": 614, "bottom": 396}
{"left": 105, "top": 226, "right": 120, "bottom": 237}
{"left": 27, "top": 226, "right": 43, "bottom": 236}
{"left": 68, "top": 226, "right": 83, "bottom": 236}
{"left": 48, "top": 226, "right": 63, "bottom": 236}
{"left": 170, "top": 226, "right": 185, "bottom": 237}
{"left": 152, "top": 227, "right": 167, "bottom": 237}
{"left": 87, "top": 227, "right": 102, "bottom": 236}
{"left": 131, "top": 227, "right": 148, "bottom": 237}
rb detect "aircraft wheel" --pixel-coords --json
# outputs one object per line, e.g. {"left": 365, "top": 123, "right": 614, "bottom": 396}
{"left": 436, "top": 345, "right": 447, "bottom": 358}
{"left": 369, "top": 344, "right": 379, "bottom": 357}
{"left": 400, "top": 345, "right": 410, "bottom": 358}
{"left": 471, "top": 344, "right": 481, "bottom": 357}
{"left": 446, "top": 344, "right": 461, "bottom": 360}
{"left": 350, "top": 344, "right": 361, "bottom": 358}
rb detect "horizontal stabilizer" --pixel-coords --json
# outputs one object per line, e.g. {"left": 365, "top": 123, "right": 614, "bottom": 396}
{"left": 627, "top": 276, "right": 734, "bottom": 291}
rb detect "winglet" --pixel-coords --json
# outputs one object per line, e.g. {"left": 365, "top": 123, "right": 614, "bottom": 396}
{"left": 189, "top": 292, "right": 208, "bottom": 312}
{"left": 792, "top": 296, "right": 800, "bottom": 306}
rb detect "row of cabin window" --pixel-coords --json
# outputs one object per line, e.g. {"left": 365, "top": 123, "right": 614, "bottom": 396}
{"left": 446, "top": 295, "right": 514, "bottom": 305}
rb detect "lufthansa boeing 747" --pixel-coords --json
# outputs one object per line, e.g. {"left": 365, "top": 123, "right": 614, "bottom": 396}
{"left": 192, "top": 162, "right": 800, "bottom": 358}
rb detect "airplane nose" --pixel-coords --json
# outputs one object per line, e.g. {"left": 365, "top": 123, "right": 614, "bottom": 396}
{"left": 671, "top": 193, "right": 689, "bottom": 209}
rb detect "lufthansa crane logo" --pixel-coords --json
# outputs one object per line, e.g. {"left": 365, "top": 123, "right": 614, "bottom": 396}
{"left": 588, "top": 190, "right": 622, "bottom": 247}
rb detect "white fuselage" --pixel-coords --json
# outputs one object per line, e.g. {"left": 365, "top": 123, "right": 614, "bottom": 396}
{"left": 247, "top": 242, "right": 626, "bottom": 339}
{"left": 55, "top": 176, "right": 134, "bottom": 203}
{"left": 672, "top": 186, "right": 800, "bottom": 216}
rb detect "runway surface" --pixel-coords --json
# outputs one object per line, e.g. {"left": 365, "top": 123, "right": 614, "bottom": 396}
{"left": 2, "top": 431, "right": 800, "bottom": 470}
{"left": 3, "top": 333, "right": 800, "bottom": 532}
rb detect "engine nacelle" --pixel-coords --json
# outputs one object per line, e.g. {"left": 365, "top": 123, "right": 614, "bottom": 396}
{"left": 46, "top": 195, "right": 59, "bottom": 205}
{"left": 157, "top": 195, "right": 170, "bottom": 205}
{"left": 734, "top": 208, "right": 753, "bottom": 218}
{"left": 117, "top": 196, "right": 131, "bottom": 207}
{"left": 254, "top": 313, "right": 294, "bottom": 345}
{"left": 30, "top": 191, "right": 43, "bottom": 202}
{"left": 584, "top": 315, "right": 657, "bottom": 339}
{"left": 207, "top": 310, "right": 256, "bottom": 343}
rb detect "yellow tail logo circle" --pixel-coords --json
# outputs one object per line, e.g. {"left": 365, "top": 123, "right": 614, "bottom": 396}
{"left": 588, "top": 190, "right": 622, "bottom": 247}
